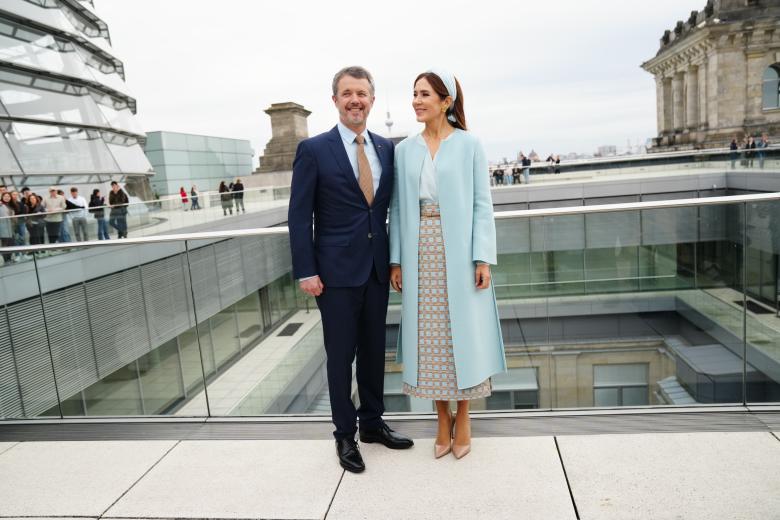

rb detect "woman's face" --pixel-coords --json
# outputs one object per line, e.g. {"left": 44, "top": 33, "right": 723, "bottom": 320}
{"left": 29, "top": 195, "right": 38, "bottom": 206}
{"left": 413, "top": 77, "right": 450, "bottom": 124}
{"left": 1, "top": 193, "right": 10, "bottom": 204}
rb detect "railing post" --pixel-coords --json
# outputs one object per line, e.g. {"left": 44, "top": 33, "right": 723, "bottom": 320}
{"left": 742, "top": 202, "right": 748, "bottom": 406}
{"left": 32, "top": 252, "right": 64, "bottom": 419}
{"left": 184, "top": 240, "right": 212, "bottom": 417}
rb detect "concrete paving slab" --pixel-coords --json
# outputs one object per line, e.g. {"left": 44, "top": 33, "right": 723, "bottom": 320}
{"left": 327, "top": 436, "right": 576, "bottom": 520}
{"left": 0, "top": 440, "right": 176, "bottom": 517}
{"left": 558, "top": 432, "right": 780, "bottom": 520}
{"left": 105, "top": 440, "right": 342, "bottom": 520}
{"left": 0, "top": 441, "right": 19, "bottom": 456}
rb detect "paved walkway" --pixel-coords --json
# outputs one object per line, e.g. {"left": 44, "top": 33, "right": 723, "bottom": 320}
{"left": 0, "top": 419, "right": 778, "bottom": 519}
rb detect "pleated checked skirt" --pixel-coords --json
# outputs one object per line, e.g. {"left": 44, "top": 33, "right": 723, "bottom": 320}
{"left": 402, "top": 202, "right": 492, "bottom": 401}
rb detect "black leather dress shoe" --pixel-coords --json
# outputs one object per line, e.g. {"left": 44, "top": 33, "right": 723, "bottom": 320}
{"left": 336, "top": 438, "right": 365, "bottom": 473}
{"left": 359, "top": 423, "right": 414, "bottom": 449}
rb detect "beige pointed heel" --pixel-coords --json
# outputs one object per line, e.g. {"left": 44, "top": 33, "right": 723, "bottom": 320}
{"left": 452, "top": 414, "right": 471, "bottom": 459}
{"left": 452, "top": 443, "right": 471, "bottom": 459}
{"left": 434, "top": 413, "right": 454, "bottom": 459}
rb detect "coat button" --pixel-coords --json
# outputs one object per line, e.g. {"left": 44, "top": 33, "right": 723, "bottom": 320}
{"left": 368, "top": 233, "right": 373, "bottom": 239}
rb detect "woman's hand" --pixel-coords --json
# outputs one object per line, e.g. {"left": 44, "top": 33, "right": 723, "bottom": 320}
{"left": 390, "top": 265, "right": 402, "bottom": 292}
{"left": 475, "top": 263, "right": 491, "bottom": 289}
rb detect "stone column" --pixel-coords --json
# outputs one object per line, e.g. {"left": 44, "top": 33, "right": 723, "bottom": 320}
{"left": 672, "top": 72, "right": 685, "bottom": 131}
{"left": 698, "top": 61, "right": 708, "bottom": 128}
{"left": 686, "top": 66, "right": 699, "bottom": 130}
{"left": 257, "top": 102, "right": 311, "bottom": 173}
{"left": 663, "top": 77, "right": 674, "bottom": 133}
{"left": 655, "top": 76, "right": 667, "bottom": 134}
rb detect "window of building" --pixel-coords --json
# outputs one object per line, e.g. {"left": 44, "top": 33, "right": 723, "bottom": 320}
{"left": 485, "top": 367, "right": 540, "bottom": 410}
{"left": 593, "top": 363, "right": 649, "bottom": 407}
{"left": 763, "top": 65, "right": 780, "bottom": 110}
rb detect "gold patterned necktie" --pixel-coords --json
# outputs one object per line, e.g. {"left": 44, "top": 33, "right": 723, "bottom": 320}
{"left": 354, "top": 134, "right": 374, "bottom": 206}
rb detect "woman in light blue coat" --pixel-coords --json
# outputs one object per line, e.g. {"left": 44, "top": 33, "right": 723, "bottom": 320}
{"left": 389, "top": 69, "right": 506, "bottom": 460}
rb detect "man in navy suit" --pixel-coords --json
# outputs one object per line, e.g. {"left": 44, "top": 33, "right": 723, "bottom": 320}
{"left": 288, "top": 66, "right": 413, "bottom": 473}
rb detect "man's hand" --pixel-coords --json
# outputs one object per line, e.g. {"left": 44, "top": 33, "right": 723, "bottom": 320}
{"left": 475, "top": 264, "right": 491, "bottom": 290}
{"left": 390, "top": 265, "right": 402, "bottom": 292}
{"left": 299, "top": 276, "right": 324, "bottom": 297}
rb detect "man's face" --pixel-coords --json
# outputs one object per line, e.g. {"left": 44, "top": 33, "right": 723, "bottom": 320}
{"left": 71, "top": 189, "right": 78, "bottom": 197}
{"left": 111, "top": 184, "right": 119, "bottom": 193}
{"left": 332, "top": 75, "right": 374, "bottom": 130}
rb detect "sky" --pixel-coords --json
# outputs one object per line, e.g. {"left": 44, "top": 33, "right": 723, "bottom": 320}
{"left": 95, "top": 0, "right": 705, "bottom": 163}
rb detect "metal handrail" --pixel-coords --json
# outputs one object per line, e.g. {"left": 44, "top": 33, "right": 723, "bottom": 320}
{"left": 2, "top": 190, "right": 779, "bottom": 254}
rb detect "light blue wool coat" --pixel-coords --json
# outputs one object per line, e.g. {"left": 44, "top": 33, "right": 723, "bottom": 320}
{"left": 389, "top": 129, "right": 506, "bottom": 390}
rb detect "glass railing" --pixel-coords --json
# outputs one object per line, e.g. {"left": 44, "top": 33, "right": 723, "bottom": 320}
{"left": 1, "top": 192, "right": 780, "bottom": 419}
{"left": 0, "top": 186, "right": 291, "bottom": 267}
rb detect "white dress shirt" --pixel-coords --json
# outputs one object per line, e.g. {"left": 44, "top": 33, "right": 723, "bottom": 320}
{"left": 337, "top": 122, "right": 382, "bottom": 194}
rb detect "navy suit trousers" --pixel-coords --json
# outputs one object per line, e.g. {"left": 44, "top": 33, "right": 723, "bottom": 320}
{"left": 315, "top": 266, "right": 389, "bottom": 440}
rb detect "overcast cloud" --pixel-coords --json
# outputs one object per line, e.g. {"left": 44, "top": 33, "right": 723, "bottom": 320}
{"left": 96, "top": 0, "right": 704, "bottom": 163}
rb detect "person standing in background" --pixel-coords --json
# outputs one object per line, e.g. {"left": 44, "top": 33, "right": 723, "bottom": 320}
{"left": 42, "top": 187, "right": 66, "bottom": 243}
{"left": 66, "top": 187, "right": 89, "bottom": 242}
{"left": 25, "top": 194, "right": 46, "bottom": 245}
{"left": 190, "top": 185, "right": 200, "bottom": 210}
{"left": 179, "top": 186, "right": 189, "bottom": 210}
{"left": 232, "top": 178, "right": 246, "bottom": 214}
{"left": 219, "top": 181, "right": 233, "bottom": 216}
{"left": 758, "top": 133, "right": 770, "bottom": 169}
{"left": 108, "top": 181, "right": 129, "bottom": 239}
{"left": 0, "top": 192, "right": 15, "bottom": 263}
{"left": 521, "top": 154, "right": 531, "bottom": 184}
{"left": 90, "top": 189, "right": 109, "bottom": 240}
{"left": 730, "top": 137, "right": 739, "bottom": 169}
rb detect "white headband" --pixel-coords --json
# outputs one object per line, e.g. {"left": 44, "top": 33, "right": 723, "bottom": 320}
{"left": 426, "top": 67, "right": 457, "bottom": 123}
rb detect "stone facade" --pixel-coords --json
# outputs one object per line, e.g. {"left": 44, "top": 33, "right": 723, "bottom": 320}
{"left": 255, "top": 102, "right": 311, "bottom": 173}
{"left": 642, "top": 0, "right": 780, "bottom": 151}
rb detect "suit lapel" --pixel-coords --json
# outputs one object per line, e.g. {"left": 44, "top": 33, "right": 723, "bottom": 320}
{"left": 369, "top": 130, "right": 391, "bottom": 200}
{"left": 326, "top": 126, "right": 365, "bottom": 200}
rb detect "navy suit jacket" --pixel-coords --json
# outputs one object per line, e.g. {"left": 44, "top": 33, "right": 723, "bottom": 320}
{"left": 288, "top": 125, "right": 394, "bottom": 287}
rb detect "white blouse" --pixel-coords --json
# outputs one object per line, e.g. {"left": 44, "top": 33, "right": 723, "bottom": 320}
{"left": 418, "top": 133, "right": 445, "bottom": 202}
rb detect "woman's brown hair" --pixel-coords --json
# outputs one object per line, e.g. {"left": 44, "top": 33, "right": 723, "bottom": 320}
{"left": 414, "top": 72, "right": 467, "bottom": 131}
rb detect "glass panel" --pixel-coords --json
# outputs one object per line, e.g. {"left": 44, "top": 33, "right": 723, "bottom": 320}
{"left": 0, "top": 33, "right": 95, "bottom": 83}
{"left": 763, "top": 78, "right": 780, "bottom": 110}
{"left": 210, "top": 304, "right": 238, "bottom": 367}
{"left": 90, "top": 90, "right": 144, "bottom": 135}
{"left": 4, "top": 121, "right": 120, "bottom": 173}
{"left": 622, "top": 386, "right": 649, "bottom": 406}
{"left": 0, "top": 72, "right": 109, "bottom": 127}
{"left": 102, "top": 132, "right": 153, "bottom": 173}
{"left": 161, "top": 132, "right": 187, "bottom": 150}
{"left": 3, "top": 0, "right": 82, "bottom": 37}
{"left": 0, "top": 132, "right": 22, "bottom": 173}
{"left": 594, "top": 364, "right": 648, "bottom": 386}
{"left": 25, "top": 240, "right": 209, "bottom": 417}
{"left": 594, "top": 387, "right": 619, "bottom": 407}
{"left": 236, "top": 291, "right": 262, "bottom": 350}
{"left": 137, "top": 338, "right": 184, "bottom": 414}
{"left": 0, "top": 249, "right": 60, "bottom": 418}
{"left": 745, "top": 201, "right": 780, "bottom": 403}
{"left": 493, "top": 201, "right": 748, "bottom": 409}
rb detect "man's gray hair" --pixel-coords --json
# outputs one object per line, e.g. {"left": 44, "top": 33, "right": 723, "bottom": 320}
{"left": 332, "top": 66, "right": 375, "bottom": 96}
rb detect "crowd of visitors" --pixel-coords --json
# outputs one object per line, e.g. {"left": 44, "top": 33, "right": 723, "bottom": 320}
{"left": 730, "top": 133, "right": 771, "bottom": 169}
{"left": 217, "top": 178, "right": 247, "bottom": 216}
{"left": 0, "top": 181, "right": 130, "bottom": 262}
{"left": 489, "top": 153, "right": 541, "bottom": 186}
